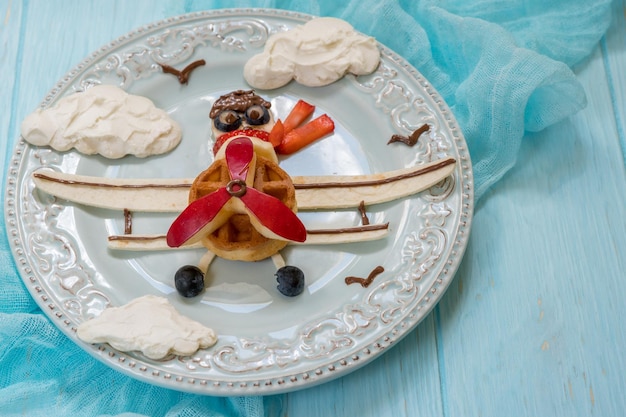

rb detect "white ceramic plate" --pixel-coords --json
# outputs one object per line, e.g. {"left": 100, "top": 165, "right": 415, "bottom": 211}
{"left": 5, "top": 9, "right": 473, "bottom": 395}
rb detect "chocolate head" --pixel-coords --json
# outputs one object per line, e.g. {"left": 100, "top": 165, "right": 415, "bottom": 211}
{"left": 210, "top": 90, "right": 274, "bottom": 139}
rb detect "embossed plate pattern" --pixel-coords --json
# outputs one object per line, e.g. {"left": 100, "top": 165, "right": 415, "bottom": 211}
{"left": 5, "top": 9, "right": 473, "bottom": 395}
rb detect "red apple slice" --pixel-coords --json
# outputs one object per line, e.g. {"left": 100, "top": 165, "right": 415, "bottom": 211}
{"left": 225, "top": 136, "right": 254, "bottom": 181}
{"left": 168, "top": 135, "right": 307, "bottom": 249}
{"left": 166, "top": 187, "right": 232, "bottom": 247}
{"left": 240, "top": 187, "right": 307, "bottom": 242}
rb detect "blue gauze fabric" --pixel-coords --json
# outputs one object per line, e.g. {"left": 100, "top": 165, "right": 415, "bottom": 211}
{"left": 0, "top": 0, "right": 613, "bottom": 416}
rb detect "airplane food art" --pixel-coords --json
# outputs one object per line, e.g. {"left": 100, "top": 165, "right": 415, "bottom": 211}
{"left": 31, "top": 90, "right": 457, "bottom": 297}
{"left": 10, "top": 14, "right": 472, "bottom": 385}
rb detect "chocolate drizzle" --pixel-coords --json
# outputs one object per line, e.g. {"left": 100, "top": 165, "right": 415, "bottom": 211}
{"left": 160, "top": 59, "right": 206, "bottom": 85}
{"left": 358, "top": 200, "right": 370, "bottom": 226}
{"left": 108, "top": 223, "right": 389, "bottom": 243}
{"left": 305, "top": 223, "right": 388, "bottom": 235}
{"left": 388, "top": 124, "right": 429, "bottom": 146}
{"left": 108, "top": 235, "right": 164, "bottom": 242}
{"left": 345, "top": 266, "right": 385, "bottom": 288}
{"left": 32, "top": 172, "right": 191, "bottom": 189}
{"left": 294, "top": 157, "right": 455, "bottom": 189}
{"left": 124, "top": 209, "right": 132, "bottom": 234}
{"left": 209, "top": 90, "right": 271, "bottom": 119}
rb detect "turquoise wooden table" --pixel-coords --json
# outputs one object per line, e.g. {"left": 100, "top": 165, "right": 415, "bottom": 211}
{"left": 2, "top": 1, "right": 625, "bottom": 416}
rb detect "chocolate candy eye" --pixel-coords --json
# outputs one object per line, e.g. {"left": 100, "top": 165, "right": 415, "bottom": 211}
{"left": 244, "top": 105, "right": 270, "bottom": 126}
{"left": 214, "top": 110, "right": 242, "bottom": 132}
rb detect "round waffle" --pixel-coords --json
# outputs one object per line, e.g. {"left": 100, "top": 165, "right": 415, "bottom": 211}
{"left": 189, "top": 150, "right": 297, "bottom": 261}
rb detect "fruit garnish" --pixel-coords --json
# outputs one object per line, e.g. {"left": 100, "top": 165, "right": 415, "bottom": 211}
{"left": 214, "top": 109, "right": 242, "bottom": 132}
{"left": 213, "top": 129, "right": 270, "bottom": 155}
{"left": 239, "top": 186, "right": 306, "bottom": 242}
{"left": 174, "top": 265, "right": 205, "bottom": 297}
{"left": 168, "top": 137, "right": 306, "bottom": 248}
{"left": 244, "top": 104, "right": 270, "bottom": 125}
{"left": 276, "top": 265, "right": 305, "bottom": 296}
{"left": 282, "top": 99, "right": 315, "bottom": 133}
{"left": 224, "top": 136, "right": 255, "bottom": 181}
{"left": 268, "top": 119, "right": 284, "bottom": 148}
{"left": 166, "top": 187, "right": 233, "bottom": 247}
{"left": 275, "top": 114, "right": 335, "bottom": 155}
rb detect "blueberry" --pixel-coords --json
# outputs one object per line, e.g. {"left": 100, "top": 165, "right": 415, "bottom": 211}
{"left": 276, "top": 266, "right": 305, "bottom": 297}
{"left": 214, "top": 110, "right": 242, "bottom": 132}
{"left": 244, "top": 105, "right": 270, "bottom": 126}
{"left": 174, "top": 265, "right": 205, "bottom": 298}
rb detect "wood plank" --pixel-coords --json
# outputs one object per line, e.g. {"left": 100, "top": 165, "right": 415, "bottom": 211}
{"left": 601, "top": 0, "right": 626, "bottom": 165}
{"left": 284, "top": 315, "right": 444, "bottom": 417}
{"left": 1, "top": 0, "right": 24, "bottom": 169}
{"left": 436, "top": 35, "right": 626, "bottom": 417}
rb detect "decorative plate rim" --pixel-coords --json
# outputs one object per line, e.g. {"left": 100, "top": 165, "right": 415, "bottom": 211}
{"left": 4, "top": 8, "right": 474, "bottom": 395}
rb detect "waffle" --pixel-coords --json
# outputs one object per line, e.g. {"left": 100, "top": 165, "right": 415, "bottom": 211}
{"left": 189, "top": 151, "right": 297, "bottom": 261}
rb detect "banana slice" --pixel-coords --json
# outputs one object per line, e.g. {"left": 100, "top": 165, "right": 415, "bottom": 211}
{"left": 107, "top": 223, "right": 390, "bottom": 251}
{"left": 32, "top": 157, "right": 455, "bottom": 212}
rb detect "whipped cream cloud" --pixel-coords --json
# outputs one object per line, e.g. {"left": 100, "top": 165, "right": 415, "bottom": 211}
{"left": 77, "top": 295, "right": 217, "bottom": 359}
{"left": 21, "top": 85, "right": 182, "bottom": 159}
{"left": 244, "top": 17, "right": 380, "bottom": 89}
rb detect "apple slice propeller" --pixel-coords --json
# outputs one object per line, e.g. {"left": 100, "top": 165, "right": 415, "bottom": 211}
{"left": 166, "top": 137, "right": 307, "bottom": 248}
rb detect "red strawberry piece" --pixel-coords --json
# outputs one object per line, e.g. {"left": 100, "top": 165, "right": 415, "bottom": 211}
{"left": 276, "top": 114, "right": 335, "bottom": 155}
{"left": 268, "top": 119, "right": 285, "bottom": 148}
{"left": 282, "top": 99, "right": 315, "bottom": 133}
{"left": 212, "top": 129, "right": 271, "bottom": 155}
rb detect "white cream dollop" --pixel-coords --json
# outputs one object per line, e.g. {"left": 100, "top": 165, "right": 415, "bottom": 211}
{"left": 244, "top": 17, "right": 380, "bottom": 89}
{"left": 21, "top": 85, "right": 182, "bottom": 159}
{"left": 76, "top": 295, "right": 217, "bottom": 360}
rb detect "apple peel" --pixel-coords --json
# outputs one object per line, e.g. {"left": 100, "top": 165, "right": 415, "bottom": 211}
{"left": 166, "top": 188, "right": 232, "bottom": 247}
{"left": 240, "top": 187, "right": 306, "bottom": 242}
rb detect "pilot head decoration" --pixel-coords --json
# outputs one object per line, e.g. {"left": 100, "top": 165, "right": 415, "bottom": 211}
{"left": 209, "top": 90, "right": 275, "bottom": 139}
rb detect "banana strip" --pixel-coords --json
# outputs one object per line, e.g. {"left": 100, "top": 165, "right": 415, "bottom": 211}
{"left": 32, "top": 157, "right": 455, "bottom": 212}
{"left": 292, "top": 157, "right": 455, "bottom": 209}
{"left": 107, "top": 223, "right": 390, "bottom": 251}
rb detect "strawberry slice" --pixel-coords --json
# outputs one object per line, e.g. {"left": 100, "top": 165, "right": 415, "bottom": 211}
{"left": 268, "top": 119, "right": 284, "bottom": 148}
{"left": 213, "top": 129, "right": 270, "bottom": 155}
{"left": 282, "top": 99, "right": 315, "bottom": 133}
{"left": 276, "top": 114, "right": 335, "bottom": 155}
